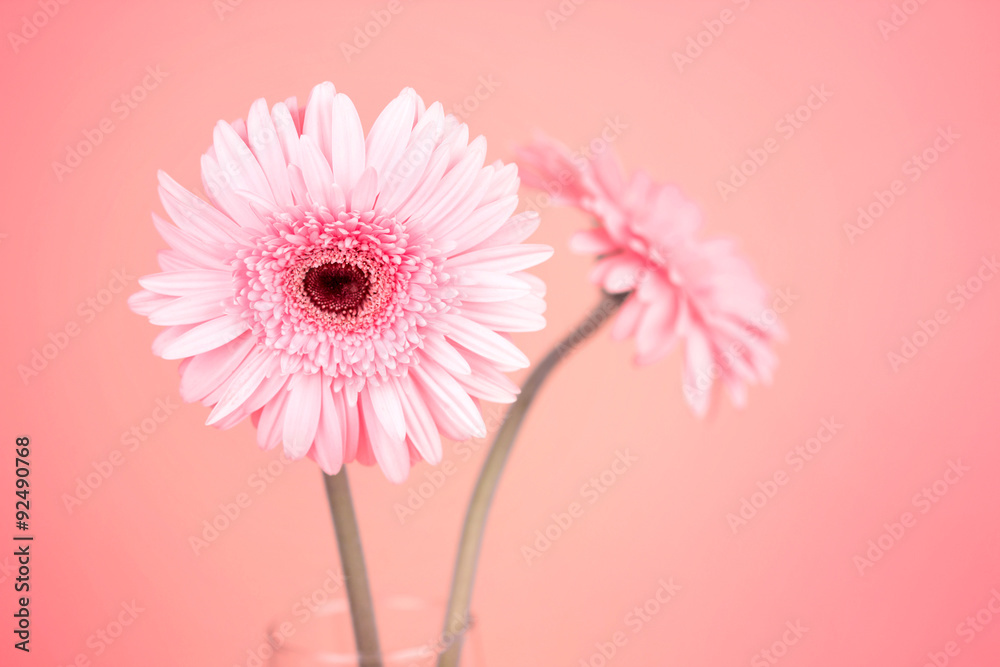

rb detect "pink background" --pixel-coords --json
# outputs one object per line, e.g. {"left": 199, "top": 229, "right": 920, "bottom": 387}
{"left": 3, "top": 0, "right": 1000, "bottom": 665}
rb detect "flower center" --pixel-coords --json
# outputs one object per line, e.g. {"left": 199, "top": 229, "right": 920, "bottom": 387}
{"left": 234, "top": 206, "right": 438, "bottom": 378}
{"left": 303, "top": 263, "right": 370, "bottom": 316}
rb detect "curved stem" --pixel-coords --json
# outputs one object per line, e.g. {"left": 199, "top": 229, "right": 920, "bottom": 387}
{"left": 324, "top": 468, "right": 383, "bottom": 667}
{"left": 437, "top": 291, "right": 628, "bottom": 667}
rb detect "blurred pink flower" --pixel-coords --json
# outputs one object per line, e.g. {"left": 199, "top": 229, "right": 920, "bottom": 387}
{"left": 130, "top": 83, "right": 551, "bottom": 482}
{"left": 517, "top": 135, "right": 782, "bottom": 416}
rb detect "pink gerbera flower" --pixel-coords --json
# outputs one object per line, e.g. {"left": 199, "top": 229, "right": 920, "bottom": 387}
{"left": 130, "top": 83, "right": 551, "bottom": 482}
{"left": 517, "top": 135, "right": 781, "bottom": 416}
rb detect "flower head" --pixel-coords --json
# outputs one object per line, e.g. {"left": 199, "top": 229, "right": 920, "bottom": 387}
{"left": 130, "top": 83, "right": 551, "bottom": 482}
{"left": 517, "top": 135, "right": 781, "bottom": 416}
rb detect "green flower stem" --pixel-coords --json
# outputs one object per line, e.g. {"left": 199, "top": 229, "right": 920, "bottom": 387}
{"left": 437, "top": 291, "right": 629, "bottom": 667}
{"left": 323, "top": 468, "right": 383, "bottom": 667}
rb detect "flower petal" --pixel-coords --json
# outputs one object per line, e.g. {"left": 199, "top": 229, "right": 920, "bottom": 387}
{"left": 410, "top": 361, "right": 486, "bottom": 439}
{"left": 468, "top": 211, "right": 540, "bottom": 252}
{"left": 159, "top": 315, "right": 249, "bottom": 360}
{"left": 299, "top": 134, "right": 334, "bottom": 209}
{"left": 205, "top": 346, "right": 275, "bottom": 425}
{"left": 460, "top": 301, "right": 546, "bottom": 332}
{"left": 381, "top": 102, "right": 445, "bottom": 207}
{"left": 179, "top": 334, "right": 255, "bottom": 404}
{"left": 128, "top": 289, "right": 173, "bottom": 316}
{"left": 139, "top": 270, "right": 232, "bottom": 296}
{"left": 569, "top": 228, "right": 618, "bottom": 255}
{"left": 247, "top": 98, "right": 294, "bottom": 207}
{"left": 413, "top": 138, "right": 488, "bottom": 235}
{"left": 360, "top": 384, "right": 409, "bottom": 483}
{"left": 148, "top": 289, "right": 232, "bottom": 326}
{"left": 257, "top": 381, "right": 291, "bottom": 450}
{"left": 438, "top": 313, "right": 530, "bottom": 369}
{"left": 282, "top": 372, "right": 323, "bottom": 459}
{"left": 452, "top": 271, "right": 532, "bottom": 302}
{"left": 447, "top": 243, "right": 553, "bottom": 274}
{"left": 212, "top": 120, "right": 273, "bottom": 203}
{"left": 447, "top": 195, "right": 520, "bottom": 255}
{"left": 271, "top": 101, "right": 302, "bottom": 168}
{"left": 329, "top": 93, "right": 366, "bottom": 191}
{"left": 303, "top": 82, "right": 336, "bottom": 165}
{"left": 365, "top": 378, "right": 407, "bottom": 444}
{"left": 420, "top": 335, "right": 471, "bottom": 376}
{"left": 311, "top": 382, "right": 345, "bottom": 475}
{"left": 365, "top": 88, "right": 417, "bottom": 177}
{"left": 152, "top": 214, "right": 228, "bottom": 269}
{"left": 453, "top": 354, "right": 520, "bottom": 404}
{"left": 349, "top": 167, "right": 380, "bottom": 212}
{"left": 398, "top": 374, "right": 442, "bottom": 465}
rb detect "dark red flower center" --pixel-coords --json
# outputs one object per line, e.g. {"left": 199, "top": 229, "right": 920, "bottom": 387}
{"left": 303, "top": 263, "right": 370, "bottom": 316}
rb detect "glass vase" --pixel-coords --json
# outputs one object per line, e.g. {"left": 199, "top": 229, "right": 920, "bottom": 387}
{"left": 266, "top": 595, "right": 481, "bottom": 667}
